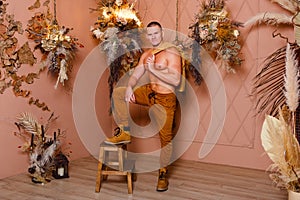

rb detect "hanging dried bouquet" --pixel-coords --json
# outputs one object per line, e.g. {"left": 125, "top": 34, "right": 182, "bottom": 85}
{"left": 26, "top": 0, "right": 83, "bottom": 89}
{"left": 90, "top": 0, "right": 143, "bottom": 98}
{"left": 189, "top": 0, "right": 243, "bottom": 73}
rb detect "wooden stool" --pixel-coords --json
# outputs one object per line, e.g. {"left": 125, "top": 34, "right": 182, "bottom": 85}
{"left": 95, "top": 142, "right": 134, "bottom": 194}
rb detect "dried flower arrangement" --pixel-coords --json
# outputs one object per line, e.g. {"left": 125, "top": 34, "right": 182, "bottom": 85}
{"left": 14, "top": 112, "right": 71, "bottom": 184}
{"left": 261, "top": 107, "right": 300, "bottom": 193}
{"left": 90, "top": 0, "right": 142, "bottom": 98}
{"left": 26, "top": 0, "right": 83, "bottom": 89}
{"left": 246, "top": 0, "right": 300, "bottom": 116}
{"left": 0, "top": 0, "right": 49, "bottom": 111}
{"left": 261, "top": 43, "right": 300, "bottom": 192}
{"left": 189, "top": 0, "right": 243, "bottom": 73}
{"left": 245, "top": 1, "right": 300, "bottom": 196}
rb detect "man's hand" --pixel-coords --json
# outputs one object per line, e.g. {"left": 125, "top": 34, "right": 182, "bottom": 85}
{"left": 146, "top": 54, "right": 155, "bottom": 71}
{"left": 125, "top": 86, "right": 135, "bottom": 103}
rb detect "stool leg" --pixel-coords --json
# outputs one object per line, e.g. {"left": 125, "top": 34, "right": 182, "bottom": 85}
{"left": 95, "top": 161, "right": 103, "bottom": 192}
{"left": 118, "top": 147, "right": 124, "bottom": 171}
{"left": 95, "top": 147, "right": 104, "bottom": 193}
{"left": 127, "top": 172, "right": 133, "bottom": 194}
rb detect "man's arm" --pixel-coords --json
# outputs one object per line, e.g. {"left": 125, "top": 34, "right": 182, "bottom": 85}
{"left": 147, "top": 47, "right": 182, "bottom": 86}
{"left": 125, "top": 55, "right": 146, "bottom": 102}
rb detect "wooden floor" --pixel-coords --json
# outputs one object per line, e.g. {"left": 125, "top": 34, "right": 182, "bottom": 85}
{"left": 0, "top": 156, "right": 287, "bottom": 200}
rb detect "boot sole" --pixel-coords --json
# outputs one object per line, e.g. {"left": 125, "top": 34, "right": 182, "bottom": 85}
{"left": 104, "top": 140, "right": 131, "bottom": 145}
{"left": 156, "top": 187, "right": 168, "bottom": 192}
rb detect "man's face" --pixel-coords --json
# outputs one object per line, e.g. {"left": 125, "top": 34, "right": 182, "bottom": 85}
{"left": 146, "top": 25, "right": 163, "bottom": 47}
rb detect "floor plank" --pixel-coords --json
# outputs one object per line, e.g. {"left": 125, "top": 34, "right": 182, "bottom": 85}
{"left": 0, "top": 156, "right": 287, "bottom": 200}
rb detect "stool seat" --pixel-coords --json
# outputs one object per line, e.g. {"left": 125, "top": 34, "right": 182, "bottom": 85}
{"left": 95, "top": 142, "right": 135, "bottom": 194}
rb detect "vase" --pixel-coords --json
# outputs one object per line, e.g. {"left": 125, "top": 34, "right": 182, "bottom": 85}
{"left": 288, "top": 190, "right": 300, "bottom": 200}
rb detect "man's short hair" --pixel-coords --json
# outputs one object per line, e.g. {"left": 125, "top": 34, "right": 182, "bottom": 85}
{"left": 147, "top": 21, "right": 162, "bottom": 29}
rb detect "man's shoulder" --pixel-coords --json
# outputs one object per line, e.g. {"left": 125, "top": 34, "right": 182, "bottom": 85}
{"left": 155, "top": 42, "right": 180, "bottom": 55}
{"left": 140, "top": 49, "right": 153, "bottom": 59}
{"left": 165, "top": 46, "right": 180, "bottom": 54}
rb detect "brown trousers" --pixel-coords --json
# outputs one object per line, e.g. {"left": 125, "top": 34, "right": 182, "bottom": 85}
{"left": 112, "top": 84, "right": 177, "bottom": 168}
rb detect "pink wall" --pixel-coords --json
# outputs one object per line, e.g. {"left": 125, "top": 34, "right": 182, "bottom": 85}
{"left": 0, "top": 0, "right": 294, "bottom": 179}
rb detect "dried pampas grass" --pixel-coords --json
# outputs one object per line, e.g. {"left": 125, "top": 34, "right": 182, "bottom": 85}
{"left": 270, "top": 0, "right": 299, "bottom": 13}
{"left": 284, "top": 43, "right": 299, "bottom": 112}
{"left": 244, "top": 12, "right": 292, "bottom": 27}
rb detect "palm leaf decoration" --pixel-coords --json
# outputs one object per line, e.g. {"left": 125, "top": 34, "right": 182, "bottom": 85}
{"left": 245, "top": 0, "right": 300, "bottom": 116}
{"left": 15, "top": 112, "right": 41, "bottom": 136}
{"left": 252, "top": 43, "right": 300, "bottom": 116}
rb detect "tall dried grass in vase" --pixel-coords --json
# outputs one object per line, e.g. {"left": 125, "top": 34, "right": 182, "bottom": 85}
{"left": 261, "top": 43, "right": 300, "bottom": 193}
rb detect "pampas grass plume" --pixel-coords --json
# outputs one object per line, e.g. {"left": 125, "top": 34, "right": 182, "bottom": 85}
{"left": 284, "top": 43, "right": 299, "bottom": 112}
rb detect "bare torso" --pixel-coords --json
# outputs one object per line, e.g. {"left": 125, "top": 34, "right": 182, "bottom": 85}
{"left": 143, "top": 49, "right": 176, "bottom": 94}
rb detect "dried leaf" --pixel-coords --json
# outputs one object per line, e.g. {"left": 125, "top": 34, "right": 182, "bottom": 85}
{"left": 17, "top": 42, "right": 36, "bottom": 65}
{"left": 28, "top": 97, "right": 50, "bottom": 111}
{"left": 0, "top": 79, "right": 10, "bottom": 93}
{"left": 43, "top": 0, "right": 50, "bottom": 7}
{"left": 28, "top": 0, "right": 41, "bottom": 10}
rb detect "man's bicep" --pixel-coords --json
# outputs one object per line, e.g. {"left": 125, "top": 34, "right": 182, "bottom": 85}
{"left": 131, "top": 64, "right": 145, "bottom": 79}
{"left": 168, "top": 52, "right": 182, "bottom": 74}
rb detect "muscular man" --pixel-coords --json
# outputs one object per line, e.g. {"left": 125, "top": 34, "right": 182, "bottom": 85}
{"left": 105, "top": 21, "right": 182, "bottom": 192}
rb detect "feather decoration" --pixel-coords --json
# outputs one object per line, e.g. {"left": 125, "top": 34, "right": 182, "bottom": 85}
{"left": 244, "top": 12, "right": 293, "bottom": 27}
{"left": 29, "top": 140, "right": 60, "bottom": 183}
{"left": 284, "top": 43, "right": 299, "bottom": 112}
{"left": 270, "top": 0, "right": 299, "bottom": 14}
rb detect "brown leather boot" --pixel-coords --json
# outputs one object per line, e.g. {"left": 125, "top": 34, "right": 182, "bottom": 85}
{"left": 104, "top": 127, "right": 131, "bottom": 144}
{"left": 156, "top": 168, "right": 168, "bottom": 192}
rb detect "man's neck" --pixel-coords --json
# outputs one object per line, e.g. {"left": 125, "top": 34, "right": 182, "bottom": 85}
{"left": 152, "top": 41, "right": 164, "bottom": 48}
